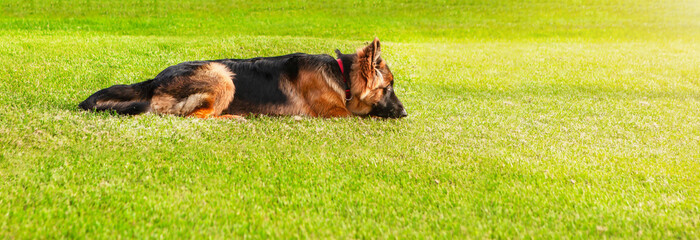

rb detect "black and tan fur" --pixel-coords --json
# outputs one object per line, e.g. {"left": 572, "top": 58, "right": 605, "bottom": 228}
{"left": 79, "top": 38, "right": 407, "bottom": 119}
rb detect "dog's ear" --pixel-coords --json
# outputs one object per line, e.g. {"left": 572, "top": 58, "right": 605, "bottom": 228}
{"left": 361, "top": 38, "right": 381, "bottom": 63}
{"left": 356, "top": 38, "right": 383, "bottom": 89}
{"left": 334, "top": 49, "right": 343, "bottom": 58}
{"left": 371, "top": 38, "right": 381, "bottom": 62}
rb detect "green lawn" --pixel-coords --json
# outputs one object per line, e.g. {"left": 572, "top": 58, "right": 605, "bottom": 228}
{"left": 1, "top": 0, "right": 700, "bottom": 238}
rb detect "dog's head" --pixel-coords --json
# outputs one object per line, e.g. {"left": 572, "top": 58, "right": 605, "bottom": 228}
{"left": 337, "top": 38, "right": 407, "bottom": 118}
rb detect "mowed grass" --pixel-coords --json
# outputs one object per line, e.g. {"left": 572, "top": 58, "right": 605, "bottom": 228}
{"left": 1, "top": 0, "right": 700, "bottom": 238}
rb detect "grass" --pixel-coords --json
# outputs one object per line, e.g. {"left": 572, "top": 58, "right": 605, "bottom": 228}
{"left": 1, "top": 0, "right": 700, "bottom": 238}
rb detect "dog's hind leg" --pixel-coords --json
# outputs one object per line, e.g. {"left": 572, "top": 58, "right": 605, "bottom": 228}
{"left": 150, "top": 62, "right": 240, "bottom": 119}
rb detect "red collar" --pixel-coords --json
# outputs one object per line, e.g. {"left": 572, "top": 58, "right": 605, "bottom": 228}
{"left": 336, "top": 58, "right": 352, "bottom": 101}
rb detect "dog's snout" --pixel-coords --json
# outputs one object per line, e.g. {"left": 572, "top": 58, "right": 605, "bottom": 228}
{"left": 399, "top": 109, "right": 407, "bottom": 118}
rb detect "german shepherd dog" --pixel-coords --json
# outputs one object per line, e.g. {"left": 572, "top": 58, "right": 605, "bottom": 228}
{"left": 79, "top": 38, "right": 407, "bottom": 119}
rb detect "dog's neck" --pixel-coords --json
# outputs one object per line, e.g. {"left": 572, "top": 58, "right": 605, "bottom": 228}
{"left": 336, "top": 58, "right": 352, "bottom": 101}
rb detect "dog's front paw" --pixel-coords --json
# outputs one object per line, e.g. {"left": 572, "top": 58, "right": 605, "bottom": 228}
{"left": 216, "top": 114, "right": 247, "bottom": 122}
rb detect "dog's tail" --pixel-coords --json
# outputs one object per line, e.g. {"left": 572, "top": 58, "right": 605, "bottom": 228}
{"left": 78, "top": 80, "right": 154, "bottom": 115}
